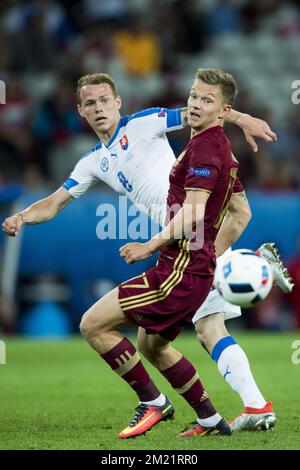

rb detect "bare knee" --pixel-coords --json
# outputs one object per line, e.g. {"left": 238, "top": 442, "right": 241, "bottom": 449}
{"left": 195, "top": 313, "right": 228, "bottom": 352}
{"left": 80, "top": 313, "right": 92, "bottom": 338}
{"left": 196, "top": 325, "right": 212, "bottom": 347}
{"left": 195, "top": 318, "right": 212, "bottom": 346}
{"left": 137, "top": 339, "right": 167, "bottom": 369}
{"left": 137, "top": 330, "right": 155, "bottom": 362}
{"left": 80, "top": 311, "right": 105, "bottom": 345}
{"left": 138, "top": 340, "right": 161, "bottom": 365}
{"left": 195, "top": 320, "right": 205, "bottom": 342}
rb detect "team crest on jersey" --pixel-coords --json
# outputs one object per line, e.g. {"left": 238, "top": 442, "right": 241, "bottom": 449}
{"left": 158, "top": 108, "right": 166, "bottom": 117}
{"left": 119, "top": 135, "right": 129, "bottom": 150}
{"left": 101, "top": 157, "right": 109, "bottom": 172}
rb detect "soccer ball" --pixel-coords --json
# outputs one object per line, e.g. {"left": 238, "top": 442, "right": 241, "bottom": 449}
{"left": 214, "top": 249, "right": 273, "bottom": 308}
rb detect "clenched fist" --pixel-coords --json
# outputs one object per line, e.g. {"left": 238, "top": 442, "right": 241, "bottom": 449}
{"left": 2, "top": 213, "right": 24, "bottom": 236}
{"left": 119, "top": 242, "right": 153, "bottom": 264}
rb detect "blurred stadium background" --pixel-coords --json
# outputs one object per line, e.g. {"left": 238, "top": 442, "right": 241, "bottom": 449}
{"left": 1, "top": 0, "right": 300, "bottom": 337}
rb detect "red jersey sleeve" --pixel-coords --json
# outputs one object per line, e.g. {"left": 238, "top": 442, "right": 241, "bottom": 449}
{"left": 184, "top": 138, "right": 221, "bottom": 193}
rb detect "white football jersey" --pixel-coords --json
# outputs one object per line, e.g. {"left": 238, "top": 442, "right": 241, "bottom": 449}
{"left": 62, "top": 108, "right": 183, "bottom": 225}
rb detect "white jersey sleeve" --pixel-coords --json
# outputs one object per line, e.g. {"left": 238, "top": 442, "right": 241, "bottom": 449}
{"left": 128, "top": 107, "right": 183, "bottom": 140}
{"left": 62, "top": 151, "right": 99, "bottom": 198}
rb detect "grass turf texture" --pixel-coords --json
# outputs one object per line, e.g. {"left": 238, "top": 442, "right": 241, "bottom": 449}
{"left": 1, "top": 332, "right": 299, "bottom": 450}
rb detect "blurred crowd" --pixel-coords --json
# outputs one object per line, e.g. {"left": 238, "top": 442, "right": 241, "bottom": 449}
{"left": 0, "top": 0, "right": 300, "bottom": 195}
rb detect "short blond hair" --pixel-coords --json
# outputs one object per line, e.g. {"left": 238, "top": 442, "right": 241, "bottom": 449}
{"left": 195, "top": 68, "right": 238, "bottom": 105}
{"left": 76, "top": 73, "right": 119, "bottom": 102}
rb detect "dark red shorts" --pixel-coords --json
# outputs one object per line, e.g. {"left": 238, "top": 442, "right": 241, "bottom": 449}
{"left": 118, "top": 259, "right": 213, "bottom": 341}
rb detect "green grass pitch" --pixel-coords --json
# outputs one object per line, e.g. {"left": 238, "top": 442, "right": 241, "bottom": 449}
{"left": 1, "top": 332, "right": 299, "bottom": 450}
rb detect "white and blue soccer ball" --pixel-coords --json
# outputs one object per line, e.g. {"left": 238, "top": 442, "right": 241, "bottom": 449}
{"left": 214, "top": 249, "right": 273, "bottom": 308}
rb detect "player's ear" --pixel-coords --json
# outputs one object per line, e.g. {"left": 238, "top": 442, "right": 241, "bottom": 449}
{"left": 219, "top": 104, "right": 231, "bottom": 119}
{"left": 116, "top": 95, "right": 122, "bottom": 110}
{"left": 77, "top": 103, "right": 85, "bottom": 118}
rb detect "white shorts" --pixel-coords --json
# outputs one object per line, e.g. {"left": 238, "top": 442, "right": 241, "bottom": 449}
{"left": 192, "top": 247, "right": 241, "bottom": 324}
{"left": 192, "top": 288, "right": 241, "bottom": 324}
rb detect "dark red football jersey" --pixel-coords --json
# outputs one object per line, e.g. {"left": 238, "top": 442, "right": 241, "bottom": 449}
{"left": 160, "top": 125, "right": 239, "bottom": 276}
{"left": 233, "top": 174, "right": 244, "bottom": 193}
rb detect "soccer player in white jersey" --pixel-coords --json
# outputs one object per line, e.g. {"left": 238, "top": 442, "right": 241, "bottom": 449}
{"left": 2, "top": 73, "right": 293, "bottom": 434}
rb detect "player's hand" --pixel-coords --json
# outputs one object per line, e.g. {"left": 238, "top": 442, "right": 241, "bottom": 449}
{"left": 237, "top": 114, "right": 277, "bottom": 152}
{"left": 120, "top": 242, "right": 152, "bottom": 264}
{"left": 2, "top": 214, "right": 24, "bottom": 236}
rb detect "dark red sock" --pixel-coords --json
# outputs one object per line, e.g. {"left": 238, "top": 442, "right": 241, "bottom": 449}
{"left": 101, "top": 337, "right": 160, "bottom": 402}
{"left": 161, "top": 356, "right": 217, "bottom": 419}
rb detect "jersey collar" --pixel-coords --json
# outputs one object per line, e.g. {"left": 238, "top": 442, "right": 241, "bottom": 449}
{"left": 105, "top": 116, "right": 128, "bottom": 148}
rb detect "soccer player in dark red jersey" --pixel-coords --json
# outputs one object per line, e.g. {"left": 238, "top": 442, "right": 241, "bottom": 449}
{"left": 79, "top": 68, "right": 248, "bottom": 438}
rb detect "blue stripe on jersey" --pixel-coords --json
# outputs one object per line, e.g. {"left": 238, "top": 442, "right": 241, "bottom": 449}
{"left": 126, "top": 107, "right": 182, "bottom": 128}
{"left": 105, "top": 109, "right": 182, "bottom": 148}
{"left": 62, "top": 178, "right": 79, "bottom": 190}
{"left": 106, "top": 116, "right": 128, "bottom": 148}
{"left": 166, "top": 108, "right": 182, "bottom": 128}
{"left": 128, "top": 107, "right": 161, "bottom": 121}
{"left": 92, "top": 141, "right": 103, "bottom": 152}
{"left": 80, "top": 141, "right": 103, "bottom": 160}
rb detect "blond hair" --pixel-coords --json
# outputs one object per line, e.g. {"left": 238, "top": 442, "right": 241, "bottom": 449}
{"left": 76, "top": 73, "right": 119, "bottom": 102}
{"left": 195, "top": 68, "right": 238, "bottom": 105}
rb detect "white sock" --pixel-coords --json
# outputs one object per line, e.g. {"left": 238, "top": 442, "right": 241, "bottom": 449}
{"left": 140, "top": 393, "right": 166, "bottom": 407}
{"left": 197, "top": 413, "right": 222, "bottom": 428}
{"left": 211, "top": 336, "right": 266, "bottom": 409}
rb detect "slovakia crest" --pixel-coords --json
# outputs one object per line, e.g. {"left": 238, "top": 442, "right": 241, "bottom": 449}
{"left": 119, "top": 135, "right": 129, "bottom": 150}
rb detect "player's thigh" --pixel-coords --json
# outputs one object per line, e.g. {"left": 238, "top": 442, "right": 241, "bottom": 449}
{"left": 82, "top": 287, "right": 134, "bottom": 332}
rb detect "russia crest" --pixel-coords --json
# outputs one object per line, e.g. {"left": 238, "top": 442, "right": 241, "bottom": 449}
{"left": 119, "top": 135, "right": 129, "bottom": 150}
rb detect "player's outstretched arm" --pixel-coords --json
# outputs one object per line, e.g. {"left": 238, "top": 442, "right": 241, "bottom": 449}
{"left": 180, "top": 107, "right": 276, "bottom": 152}
{"left": 226, "top": 109, "right": 277, "bottom": 152}
{"left": 120, "top": 189, "right": 210, "bottom": 264}
{"left": 215, "top": 191, "right": 252, "bottom": 258}
{"left": 2, "top": 188, "right": 73, "bottom": 237}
